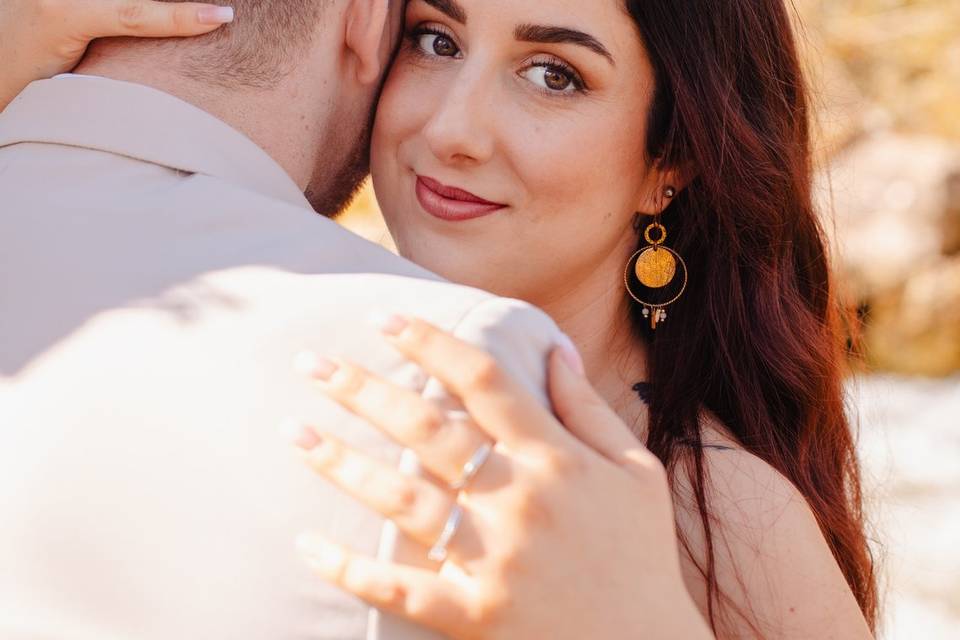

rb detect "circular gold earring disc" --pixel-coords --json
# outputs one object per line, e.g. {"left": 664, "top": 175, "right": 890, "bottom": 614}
{"left": 634, "top": 247, "right": 677, "bottom": 288}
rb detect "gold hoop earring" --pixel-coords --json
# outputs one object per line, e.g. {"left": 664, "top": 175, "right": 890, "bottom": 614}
{"left": 624, "top": 220, "right": 688, "bottom": 330}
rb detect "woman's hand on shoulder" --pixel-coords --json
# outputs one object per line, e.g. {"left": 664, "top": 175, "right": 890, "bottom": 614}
{"left": 290, "top": 317, "right": 714, "bottom": 640}
{"left": 674, "top": 447, "right": 874, "bottom": 639}
{"left": 0, "top": 1, "right": 234, "bottom": 110}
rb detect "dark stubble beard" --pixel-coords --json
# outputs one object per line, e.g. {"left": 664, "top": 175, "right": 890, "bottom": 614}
{"left": 304, "top": 79, "right": 383, "bottom": 219}
{"left": 307, "top": 15, "right": 404, "bottom": 218}
{"left": 305, "top": 114, "right": 373, "bottom": 219}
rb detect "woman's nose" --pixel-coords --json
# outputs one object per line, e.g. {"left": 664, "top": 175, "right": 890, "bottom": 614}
{"left": 422, "top": 67, "right": 496, "bottom": 166}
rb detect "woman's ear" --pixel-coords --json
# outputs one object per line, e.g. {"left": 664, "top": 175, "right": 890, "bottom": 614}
{"left": 344, "top": 0, "right": 391, "bottom": 85}
{"left": 635, "top": 163, "right": 694, "bottom": 215}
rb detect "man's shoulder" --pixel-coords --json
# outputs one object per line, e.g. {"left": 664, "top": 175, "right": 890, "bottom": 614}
{"left": 172, "top": 180, "right": 561, "bottom": 345}
{"left": 1, "top": 144, "right": 562, "bottom": 380}
{"left": 199, "top": 266, "right": 562, "bottom": 382}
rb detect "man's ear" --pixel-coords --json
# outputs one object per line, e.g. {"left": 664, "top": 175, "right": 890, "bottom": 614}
{"left": 344, "top": 0, "right": 391, "bottom": 85}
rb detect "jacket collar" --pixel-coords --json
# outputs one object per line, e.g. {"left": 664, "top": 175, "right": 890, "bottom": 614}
{"left": 0, "top": 75, "right": 311, "bottom": 210}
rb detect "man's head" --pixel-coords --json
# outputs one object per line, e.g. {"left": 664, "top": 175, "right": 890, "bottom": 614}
{"left": 77, "top": 0, "right": 405, "bottom": 217}
{"left": 157, "top": 0, "right": 329, "bottom": 90}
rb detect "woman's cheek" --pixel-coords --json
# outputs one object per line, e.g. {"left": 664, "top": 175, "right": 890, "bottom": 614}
{"left": 375, "top": 68, "right": 421, "bottom": 146}
{"left": 371, "top": 66, "right": 433, "bottom": 203}
{"left": 506, "top": 128, "right": 606, "bottom": 216}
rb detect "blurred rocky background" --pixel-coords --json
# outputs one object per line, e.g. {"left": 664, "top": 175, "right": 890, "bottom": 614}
{"left": 796, "top": 4, "right": 960, "bottom": 636}
{"left": 800, "top": 0, "right": 960, "bottom": 376}
{"left": 340, "top": 1, "right": 959, "bottom": 636}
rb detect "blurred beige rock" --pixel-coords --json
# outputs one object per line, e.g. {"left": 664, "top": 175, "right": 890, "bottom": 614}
{"left": 820, "top": 134, "right": 960, "bottom": 294}
{"left": 867, "top": 257, "right": 960, "bottom": 376}
{"left": 799, "top": 0, "right": 960, "bottom": 143}
{"left": 798, "top": 0, "right": 960, "bottom": 376}
{"left": 818, "top": 132, "right": 960, "bottom": 374}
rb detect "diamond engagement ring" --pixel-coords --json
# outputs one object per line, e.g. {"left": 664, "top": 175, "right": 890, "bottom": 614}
{"left": 427, "top": 503, "right": 464, "bottom": 563}
{"left": 451, "top": 441, "right": 493, "bottom": 491}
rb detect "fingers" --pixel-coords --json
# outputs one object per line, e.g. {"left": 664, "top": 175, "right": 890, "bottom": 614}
{"left": 374, "top": 315, "right": 569, "bottom": 450}
{"left": 296, "top": 353, "right": 493, "bottom": 487}
{"left": 295, "top": 428, "right": 482, "bottom": 560}
{"left": 548, "top": 346, "right": 667, "bottom": 482}
{"left": 83, "top": 1, "right": 234, "bottom": 38}
{"left": 297, "top": 534, "right": 472, "bottom": 637}
{"left": 547, "top": 346, "right": 653, "bottom": 467}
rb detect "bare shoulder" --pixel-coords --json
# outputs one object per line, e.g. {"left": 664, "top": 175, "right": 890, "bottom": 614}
{"left": 671, "top": 416, "right": 873, "bottom": 639}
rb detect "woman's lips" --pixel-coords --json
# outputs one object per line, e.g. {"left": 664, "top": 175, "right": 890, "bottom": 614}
{"left": 415, "top": 175, "right": 506, "bottom": 222}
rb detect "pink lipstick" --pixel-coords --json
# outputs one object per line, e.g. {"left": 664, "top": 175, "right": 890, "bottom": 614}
{"left": 415, "top": 175, "right": 506, "bottom": 222}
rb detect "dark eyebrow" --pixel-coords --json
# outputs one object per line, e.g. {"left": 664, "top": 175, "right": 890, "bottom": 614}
{"left": 422, "top": 0, "right": 467, "bottom": 25}
{"left": 514, "top": 24, "right": 615, "bottom": 65}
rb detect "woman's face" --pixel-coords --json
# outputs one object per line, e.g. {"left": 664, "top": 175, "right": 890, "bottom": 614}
{"left": 371, "top": 0, "right": 666, "bottom": 304}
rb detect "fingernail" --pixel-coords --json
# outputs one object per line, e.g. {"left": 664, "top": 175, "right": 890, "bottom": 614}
{"left": 368, "top": 312, "right": 409, "bottom": 336}
{"left": 297, "top": 534, "right": 346, "bottom": 575}
{"left": 282, "top": 419, "right": 323, "bottom": 450}
{"left": 197, "top": 6, "right": 235, "bottom": 25}
{"left": 293, "top": 351, "right": 339, "bottom": 381}
{"left": 556, "top": 334, "right": 585, "bottom": 376}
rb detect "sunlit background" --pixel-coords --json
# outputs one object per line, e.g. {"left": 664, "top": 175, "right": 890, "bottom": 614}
{"left": 340, "top": 1, "right": 960, "bottom": 637}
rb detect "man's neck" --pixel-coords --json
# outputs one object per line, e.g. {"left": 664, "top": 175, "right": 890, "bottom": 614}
{"left": 74, "top": 48, "right": 326, "bottom": 191}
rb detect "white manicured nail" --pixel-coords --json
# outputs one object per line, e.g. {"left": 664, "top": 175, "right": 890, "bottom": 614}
{"left": 281, "top": 419, "right": 322, "bottom": 450}
{"left": 197, "top": 6, "right": 234, "bottom": 25}
{"left": 368, "top": 312, "right": 409, "bottom": 336}
{"left": 297, "top": 534, "right": 346, "bottom": 575}
{"left": 293, "top": 351, "right": 338, "bottom": 381}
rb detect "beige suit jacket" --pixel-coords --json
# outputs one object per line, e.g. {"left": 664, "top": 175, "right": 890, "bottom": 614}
{"left": 0, "top": 77, "right": 562, "bottom": 639}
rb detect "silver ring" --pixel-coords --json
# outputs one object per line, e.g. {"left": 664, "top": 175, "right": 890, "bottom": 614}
{"left": 427, "top": 503, "right": 463, "bottom": 563}
{"left": 451, "top": 441, "right": 493, "bottom": 491}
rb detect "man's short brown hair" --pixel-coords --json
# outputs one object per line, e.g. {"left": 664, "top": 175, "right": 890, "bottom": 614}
{"left": 162, "top": 0, "right": 327, "bottom": 88}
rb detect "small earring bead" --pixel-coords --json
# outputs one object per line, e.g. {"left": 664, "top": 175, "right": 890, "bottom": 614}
{"left": 664, "top": 187, "right": 677, "bottom": 198}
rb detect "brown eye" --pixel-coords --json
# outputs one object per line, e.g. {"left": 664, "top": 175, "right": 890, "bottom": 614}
{"left": 544, "top": 68, "right": 572, "bottom": 92}
{"left": 433, "top": 35, "right": 458, "bottom": 56}
{"left": 521, "top": 64, "right": 581, "bottom": 95}
{"left": 416, "top": 32, "right": 460, "bottom": 58}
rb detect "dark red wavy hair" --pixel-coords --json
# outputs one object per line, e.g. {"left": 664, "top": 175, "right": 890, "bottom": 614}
{"left": 624, "top": 0, "right": 878, "bottom": 632}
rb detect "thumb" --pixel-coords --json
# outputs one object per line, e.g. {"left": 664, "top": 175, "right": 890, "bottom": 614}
{"left": 548, "top": 337, "right": 648, "bottom": 465}
{"left": 86, "top": 1, "right": 235, "bottom": 38}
